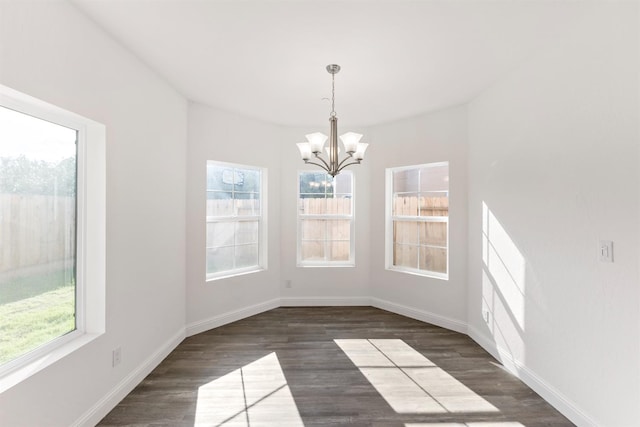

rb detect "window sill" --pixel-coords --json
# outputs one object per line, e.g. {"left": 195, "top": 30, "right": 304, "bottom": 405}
{"left": 297, "top": 263, "right": 356, "bottom": 268}
{"left": 386, "top": 266, "right": 449, "bottom": 281}
{"left": 0, "top": 331, "right": 103, "bottom": 394}
{"left": 206, "top": 267, "right": 265, "bottom": 282}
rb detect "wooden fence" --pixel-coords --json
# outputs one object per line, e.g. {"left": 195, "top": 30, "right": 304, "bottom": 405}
{"left": 393, "top": 195, "right": 448, "bottom": 273}
{"left": 0, "top": 194, "right": 75, "bottom": 275}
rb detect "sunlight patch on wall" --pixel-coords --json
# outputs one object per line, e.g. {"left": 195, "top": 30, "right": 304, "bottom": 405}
{"left": 335, "top": 339, "right": 498, "bottom": 415}
{"left": 482, "top": 269, "right": 525, "bottom": 361}
{"left": 482, "top": 202, "right": 526, "bottom": 329}
{"left": 194, "top": 352, "right": 303, "bottom": 426}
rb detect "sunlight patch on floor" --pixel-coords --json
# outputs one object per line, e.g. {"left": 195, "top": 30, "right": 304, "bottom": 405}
{"left": 336, "top": 339, "right": 499, "bottom": 414}
{"left": 194, "top": 352, "right": 303, "bottom": 426}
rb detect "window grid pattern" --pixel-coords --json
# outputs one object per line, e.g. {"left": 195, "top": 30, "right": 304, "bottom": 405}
{"left": 298, "top": 171, "right": 354, "bottom": 266}
{"left": 206, "top": 163, "right": 263, "bottom": 279}
{"left": 388, "top": 163, "right": 449, "bottom": 279}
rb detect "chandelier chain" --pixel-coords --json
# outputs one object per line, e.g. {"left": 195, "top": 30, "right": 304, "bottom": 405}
{"left": 331, "top": 72, "right": 336, "bottom": 117}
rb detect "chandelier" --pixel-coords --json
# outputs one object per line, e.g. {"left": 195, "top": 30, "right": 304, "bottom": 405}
{"left": 296, "top": 64, "right": 368, "bottom": 177}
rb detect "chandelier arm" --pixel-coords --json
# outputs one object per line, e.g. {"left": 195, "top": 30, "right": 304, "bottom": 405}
{"left": 313, "top": 153, "right": 332, "bottom": 170}
{"left": 304, "top": 160, "right": 331, "bottom": 173}
{"left": 335, "top": 160, "right": 362, "bottom": 175}
{"left": 336, "top": 155, "right": 357, "bottom": 169}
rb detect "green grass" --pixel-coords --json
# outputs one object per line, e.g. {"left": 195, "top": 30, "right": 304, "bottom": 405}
{"left": 0, "top": 285, "right": 75, "bottom": 366}
{"left": 0, "top": 268, "right": 74, "bottom": 305}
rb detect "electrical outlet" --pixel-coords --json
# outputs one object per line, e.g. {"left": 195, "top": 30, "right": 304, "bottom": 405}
{"left": 285, "top": 280, "right": 292, "bottom": 289}
{"left": 483, "top": 310, "right": 490, "bottom": 324}
{"left": 112, "top": 347, "right": 121, "bottom": 367}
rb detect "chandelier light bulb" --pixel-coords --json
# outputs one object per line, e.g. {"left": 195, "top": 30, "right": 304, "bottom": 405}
{"left": 296, "top": 143, "right": 312, "bottom": 160}
{"left": 339, "top": 132, "right": 362, "bottom": 154}
{"left": 305, "top": 132, "right": 328, "bottom": 154}
{"left": 353, "top": 143, "right": 369, "bottom": 160}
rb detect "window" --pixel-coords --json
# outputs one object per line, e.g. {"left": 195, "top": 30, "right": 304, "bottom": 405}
{"left": 206, "top": 161, "right": 266, "bottom": 280}
{"left": 386, "top": 162, "right": 449, "bottom": 279}
{"left": 0, "top": 85, "right": 105, "bottom": 385}
{"left": 298, "top": 171, "right": 354, "bottom": 266}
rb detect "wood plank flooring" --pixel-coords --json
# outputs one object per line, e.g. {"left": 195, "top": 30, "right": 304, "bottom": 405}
{"left": 98, "top": 307, "right": 574, "bottom": 426}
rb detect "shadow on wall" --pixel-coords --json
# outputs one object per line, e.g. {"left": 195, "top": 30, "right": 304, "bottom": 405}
{"left": 481, "top": 201, "right": 526, "bottom": 365}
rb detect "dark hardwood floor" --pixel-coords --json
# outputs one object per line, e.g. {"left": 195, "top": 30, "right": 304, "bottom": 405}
{"left": 98, "top": 307, "right": 573, "bottom": 426}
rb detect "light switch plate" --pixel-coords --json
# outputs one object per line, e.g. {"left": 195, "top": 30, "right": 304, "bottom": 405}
{"left": 599, "top": 240, "right": 613, "bottom": 263}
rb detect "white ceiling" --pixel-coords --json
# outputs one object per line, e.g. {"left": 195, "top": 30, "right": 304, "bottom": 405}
{"left": 71, "top": 0, "right": 591, "bottom": 129}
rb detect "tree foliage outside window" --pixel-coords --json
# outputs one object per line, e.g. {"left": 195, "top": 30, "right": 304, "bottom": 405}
{"left": 0, "top": 155, "right": 76, "bottom": 195}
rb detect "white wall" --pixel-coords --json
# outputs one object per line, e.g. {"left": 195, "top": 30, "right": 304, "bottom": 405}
{"left": 0, "top": 2, "right": 187, "bottom": 426}
{"left": 278, "top": 126, "right": 372, "bottom": 304}
{"left": 186, "top": 103, "right": 282, "bottom": 332}
{"left": 467, "top": 3, "right": 639, "bottom": 425}
{"left": 1, "top": 2, "right": 637, "bottom": 426}
{"left": 367, "top": 106, "right": 469, "bottom": 330}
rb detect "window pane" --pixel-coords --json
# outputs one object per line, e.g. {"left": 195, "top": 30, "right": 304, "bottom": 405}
{"left": 333, "top": 172, "right": 352, "bottom": 193}
{"left": 207, "top": 247, "right": 234, "bottom": 274}
{"left": 207, "top": 191, "right": 234, "bottom": 216}
{"left": 393, "top": 244, "right": 418, "bottom": 268}
{"left": 394, "top": 221, "right": 419, "bottom": 245}
{"left": 207, "top": 165, "right": 233, "bottom": 192}
{"left": 388, "top": 162, "right": 449, "bottom": 278}
{"left": 393, "top": 193, "right": 419, "bottom": 216}
{"left": 235, "top": 244, "right": 258, "bottom": 268}
{"left": 329, "top": 241, "right": 350, "bottom": 261}
{"left": 206, "top": 222, "right": 234, "bottom": 248}
{"left": 236, "top": 168, "right": 260, "bottom": 193}
{"left": 300, "top": 172, "right": 332, "bottom": 195}
{"left": 327, "top": 195, "right": 352, "bottom": 215}
{"left": 420, "top": 247, "right": 447, "bottom": 274}
{"left": 206, "top": 162, "right": 264, "bottom": 278}
{"left": 419, "top": 164, "right": 448, "bottom": 192}
{"left": 298, "top": 171, "right": 353, "bottom": 265}
{"left": 301, "top": 219, "right": 326, "bottom": 240}
{"left": 393, "top": 169, "right": 419, "bottom": 193}
{"left": 299, "top": 197, "right": 327, "bottom": 215}
{"left": 236, "top": 221, "right": 258, "bottom": 245}
{"left": 235, "top": 193, "right": 260, "bottom": 216}
{"left": 0, "top": 106, "right": 77, "bottom": 366}
{"left": 419, "top": 222, "right": 447, "bottom": 247}
{"left": 327, "top": 220, "right": 351, "bottom": 241}
{"left": 301, "top": 241, "right": 325, "bottom": 261}
{"left": 419, "top": 192, "right": 448, "bottom": 217}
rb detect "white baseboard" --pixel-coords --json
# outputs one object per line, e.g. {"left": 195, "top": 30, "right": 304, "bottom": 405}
{"left": 74, "top": 299, "right": 597, "bottom": 427}
{"left": 185, "top": 298, "right": 280, "bottom": 337}
{"left": 468, "top": 326, "right": 599, "bottom": 427}
{"left": 280, "top": 296, "right": 371, "bottom": 306}
{"left": 371, "top": 297, "right": 467, "bottom": 334}
{"left": 72, "top": 328, "right": 185, "bottom": 427}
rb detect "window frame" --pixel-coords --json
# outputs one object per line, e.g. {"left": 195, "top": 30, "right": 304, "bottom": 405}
{"left": 297, "top": 170, "right": 355, "bottom": 267}
{"left": 205, "top": 160, "right": 267, "bottom": 281}
{"left": 0, "top": 85, "right": 105, "bottom": 391}
{"left": 385, "top": 162, "right": 449, "bottom": 280}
